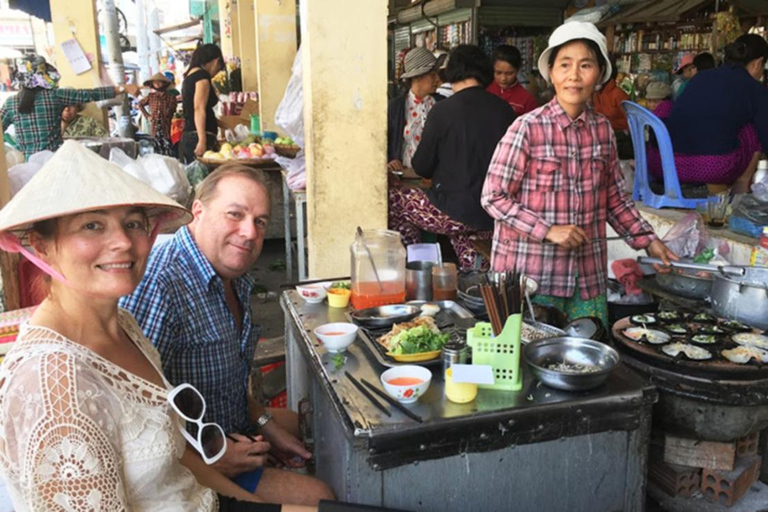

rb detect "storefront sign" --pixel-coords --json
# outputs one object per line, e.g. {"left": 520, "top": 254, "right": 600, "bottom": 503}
{"left": 0, "top": 19, "right": 33, "bottom": 48}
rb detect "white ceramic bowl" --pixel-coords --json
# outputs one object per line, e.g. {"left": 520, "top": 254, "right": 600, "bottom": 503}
{"left": 314, "top": 323, "right": 358, "bottom": 353}
{"left": 380, "top": 365, "right": 432, "bottom": 404}
{"left": 296, "top": 283, "right": 329, "bottom": 304}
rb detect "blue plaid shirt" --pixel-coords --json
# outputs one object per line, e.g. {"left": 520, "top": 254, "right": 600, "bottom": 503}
{"left": 120, "top": 226, "right": 259, "bottom": 434}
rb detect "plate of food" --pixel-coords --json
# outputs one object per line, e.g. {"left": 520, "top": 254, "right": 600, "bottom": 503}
{"left": 732, "top": 332, "right": 768, "bottom": 350}
{"left": 377, "top": 316, "right": 450, "bottom": 362}
{"left": 622, "top": 327, "right": 671, "bottom": 345}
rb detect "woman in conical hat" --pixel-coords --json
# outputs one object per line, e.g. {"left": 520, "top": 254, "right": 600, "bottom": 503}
{"left": 0, "top": 140, "right": 316, "bottom": 511}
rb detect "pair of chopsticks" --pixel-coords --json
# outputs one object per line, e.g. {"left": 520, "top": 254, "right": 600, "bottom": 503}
{"left": 479, "top": 272, "right": 525, "bottom": 336}
{"left": 344, "top": 372, "right": 423, "bottom": 423}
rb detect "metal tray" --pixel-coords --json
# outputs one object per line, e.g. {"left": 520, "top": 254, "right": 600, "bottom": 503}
{"left": 349, "top": 304, "right": 421, "bottom": 329}
{"left": 351, "top": 301, "right": 476, "bottom": 368}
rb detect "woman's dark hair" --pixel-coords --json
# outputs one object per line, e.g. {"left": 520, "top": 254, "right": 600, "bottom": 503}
{"left": 492, "top": 45, "right": 522, "bottom": 70}
{"left": 547, "top": 38, "right": 607, "bottom": 75}
{"left": 18, "top": 87, "right": 40, "bottom": 115}
{"left": 185, "top": 43, "right": 224, "bottom": 77}
{"left": 693, "top": 52, "right": 716, "bottom": 70}
{"left": 443, "top": 45, "right": 493, "bottom": 88}
{"left": 724, "top": 34, "right": 768, "bottom": 67}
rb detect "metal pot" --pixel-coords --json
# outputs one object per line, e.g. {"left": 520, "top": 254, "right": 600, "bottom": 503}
{"left": 655, "top": 268, "right": 713, "bottom": 300}
{"left": 711, "top": 269, "right": 768, "bottom": 330}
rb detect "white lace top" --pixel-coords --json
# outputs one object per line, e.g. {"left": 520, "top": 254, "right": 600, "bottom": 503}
{"left": 0, "top": 309, "right": 217, "bottom": 511}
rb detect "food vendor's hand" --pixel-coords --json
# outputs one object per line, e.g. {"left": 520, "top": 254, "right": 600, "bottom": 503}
{"left": 647, "top": 240, "right": 679, "bottom": 274}
{"left": 194, "top": 139, "right": 207, "bottom": 157}
{"left": 123, "top": 84, "right": 141, "bottom": 97}
{"left": 545, "top": 225, "right": 589, "bottom": 249}
{"left": 261, "top": 421, "right": 312, "bottom": 468}
{"left": 387, "top": 159, "right": 405, "bottom": 172}
{"left": 212, "top": 433, "right": 271, "bottom": 478}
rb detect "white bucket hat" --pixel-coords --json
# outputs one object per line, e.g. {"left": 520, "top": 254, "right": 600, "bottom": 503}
{"left": 0, "top": 140, "right": 191, "bottom": 282}
{"left": 537, "top": 21, "right": 612, "bottom": 85}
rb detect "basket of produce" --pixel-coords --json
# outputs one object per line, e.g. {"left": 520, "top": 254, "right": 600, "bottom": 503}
{"left": 273, "top": 136, "right": 300, "bottom": 158}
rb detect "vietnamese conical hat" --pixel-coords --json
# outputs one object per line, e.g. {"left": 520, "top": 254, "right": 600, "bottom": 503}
{"left": 0, "top": 140, "right": 191, "bottom": 242}
{"left": 143, "top": 72, "right": 172, "bottom": 87}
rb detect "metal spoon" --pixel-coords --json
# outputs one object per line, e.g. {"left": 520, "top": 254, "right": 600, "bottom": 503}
{"left": 357, "top": 227, "right": 383, "bottom": 292}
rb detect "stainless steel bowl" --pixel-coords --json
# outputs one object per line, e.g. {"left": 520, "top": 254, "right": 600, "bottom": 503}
{"left": 523, "top": 337, "right": 620, "bottom": 391}
{"left": 349, "top": 305, "right": 421, "bottom": 329}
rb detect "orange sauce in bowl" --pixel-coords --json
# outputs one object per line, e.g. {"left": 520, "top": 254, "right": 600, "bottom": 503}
{"left": 321, "top": 332, "right": 347, "bottom": 336}
{"left": 387, "top": 377, "right": 424, "bottom": 386}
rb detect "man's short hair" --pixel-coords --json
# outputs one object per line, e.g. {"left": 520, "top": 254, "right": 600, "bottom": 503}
{"left": 195, "top": 163, "right": 270, "bottom": 206}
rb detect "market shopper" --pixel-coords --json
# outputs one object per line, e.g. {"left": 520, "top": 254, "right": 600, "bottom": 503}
{"left": 0, "top": 141, "right": 311, "bottom": 511}
{"left": 481, "top": 21, "right": 677, "bottom": 328}
{"left": 693, "top": 52, "right": 717, "bottom": 73}
{"left": 387, "top": 47, "right": 440, "bottom": 172}
{"left": 0, "top": 55, "right": 139, "bottom": 158}
{"left": 486, "top": 45, "right": 537, "bottom": 116}
{"left": 644, "top": 81, "right": 673, "bottom": 118}
{"left": 656, "top": 34, "right": 768, "bottom": 185}
{"left": 139, "top": 72, "right": 178, "bottom": 155}
{"left": 671, "top": 52, "right": 695, "bottom": 100}
{"left": 389, "top": 45, "right": 516, "bottom": 270}
{"left": 121, "top": 164, "right": 334, "bottom": 505}
{"left": 181, "top": 43, "right": 225, "bottom": 163}
{"left": 591, "top": 54, "right": 629, "bottom": 133}
{"left": 61, "top": 102, "right": 109, "bottom": 138}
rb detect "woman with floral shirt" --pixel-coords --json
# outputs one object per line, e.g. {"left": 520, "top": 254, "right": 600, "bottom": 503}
{"left": 481, "top": 22, "right": 677, "bottom": 327}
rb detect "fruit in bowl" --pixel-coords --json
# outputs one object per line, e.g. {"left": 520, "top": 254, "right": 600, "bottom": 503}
{"left": 380, "top": 365, "right": 432, "bottom": 404}
{"left": 296, "top": 283, "right": 329, "bottom": 304}
{"left": 314, "top": 322, "right": 358, "bottom": 353}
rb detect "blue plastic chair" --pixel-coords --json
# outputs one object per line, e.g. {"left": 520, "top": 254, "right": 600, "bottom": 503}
{"left": 622, "top": 100, "right": 710, "bottom": 209}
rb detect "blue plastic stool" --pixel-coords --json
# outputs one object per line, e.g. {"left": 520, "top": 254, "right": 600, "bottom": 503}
{"left": 622, "top": 100, "right": 710, "bottom": 209}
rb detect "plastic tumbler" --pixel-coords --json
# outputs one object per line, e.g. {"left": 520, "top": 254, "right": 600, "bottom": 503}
{"left": 432, "top": 263, "right": 458, "bottom": 301}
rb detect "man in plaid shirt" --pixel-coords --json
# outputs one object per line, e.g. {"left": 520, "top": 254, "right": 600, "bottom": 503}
{"left": 122, "top": 163, "right": 333, "bottom": 504}
{"left": 482, "top": 22, "right": 676, "bottom": 326}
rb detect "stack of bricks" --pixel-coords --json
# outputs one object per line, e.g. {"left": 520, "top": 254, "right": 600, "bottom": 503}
{"left": 648, "top": 431, "right": 763, "bottom": 507}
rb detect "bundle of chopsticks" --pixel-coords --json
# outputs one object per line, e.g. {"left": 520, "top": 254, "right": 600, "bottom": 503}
{"left": 479, "top": 272, "right": 526, "bottom": 336}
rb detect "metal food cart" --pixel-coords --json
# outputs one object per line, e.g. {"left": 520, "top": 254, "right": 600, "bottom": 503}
{"left": 282, "top": 291, "right": 657, "bottom": 512}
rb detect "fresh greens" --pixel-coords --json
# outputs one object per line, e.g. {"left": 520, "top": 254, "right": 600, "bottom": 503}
{"left": 693, "top": 248, "right": 715, "bottom": 264}
{"left": 389, "top": 325, "right": 449, "bottom": 355}
{"left": 331, "top": 353, "right": 346, "bottom": 370}
{"left": 330, "top": 281, "right": 351, "bottom": 290}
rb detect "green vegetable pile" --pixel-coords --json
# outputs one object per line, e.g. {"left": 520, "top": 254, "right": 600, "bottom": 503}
{"left": 389, "top": 326, "right": 449, "bottom": 355}
{"left": 330, "top": 281, "right": 351, "bottom": 290}
{"left": 693, "top": 248, "right": 715, "bottom": 264}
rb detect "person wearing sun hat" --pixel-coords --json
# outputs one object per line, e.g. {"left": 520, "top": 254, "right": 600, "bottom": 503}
{"left": 481, "top": 21, "right": 678, "bottom": 328}
{"left": 0, "top": 55, "right": 141, "bottom": 158}
{"left": 387, "top": 46, "right": 440, "bottom": 172}
{"left": 672, "top": 52, "right": 695, "bottom": 100}
{"left": 0, "top": 141, "right": 317, "bottom": 510}
{"left": 138, "top": 71, "right": 178, "bottom": 155}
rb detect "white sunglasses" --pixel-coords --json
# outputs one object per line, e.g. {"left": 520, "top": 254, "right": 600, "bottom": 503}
{"left": 167, "top": 383, "right": 227, "bottom": 465}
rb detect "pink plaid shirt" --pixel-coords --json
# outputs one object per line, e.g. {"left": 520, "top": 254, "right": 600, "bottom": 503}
{"left": 481, "top": 99, "right": 657, "bottom": 300}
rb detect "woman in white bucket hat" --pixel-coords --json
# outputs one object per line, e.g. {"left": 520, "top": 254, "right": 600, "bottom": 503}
{"left": 481, "top": 21, "right": 677, "bottom": 328}
{"left": 0, "top": 141, "right": 317, "bottom": 511}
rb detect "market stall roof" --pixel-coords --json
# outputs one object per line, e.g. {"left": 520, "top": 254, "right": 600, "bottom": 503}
{"left": 730, "top": 0, "right": 768, "bottom": 15}
{"left": 599, "top": 0, "right": 711, "bottom": 24}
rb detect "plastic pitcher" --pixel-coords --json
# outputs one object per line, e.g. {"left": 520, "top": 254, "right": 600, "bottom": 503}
{"left": 350, "top": 229, "right": 406, "bottom": 309}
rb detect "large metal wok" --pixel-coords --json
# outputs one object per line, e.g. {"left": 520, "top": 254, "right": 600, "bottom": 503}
{"left": 651, "top": 257, "right": 713, "bottom": 300}
{"left": 639, "top": 257, "right": 768, "bottom": 329}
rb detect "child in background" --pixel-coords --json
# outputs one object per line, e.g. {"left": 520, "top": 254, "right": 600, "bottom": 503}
{"left": 486, "top": 45, "right": 538, "bottom": 115}
{"left": 138, "top": 73, "right": 178, "bottom": 156}
{"left": 644, "top": 81, "right": 673, "bottom": 118}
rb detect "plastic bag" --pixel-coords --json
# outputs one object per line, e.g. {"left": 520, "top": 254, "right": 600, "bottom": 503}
{"left": 274, "top": 48, "right": 304, "bottom": 148}
{"left": 5, "top": 143, "right": 24, "bottom": 168}
{"left": 661, "top": 213, "right": 730, "bottom": 264}
{"left": 185, "top": 160, "right": 210, "bottom": 189}
{"left": 730, "top": 194, "right": 768, "bottom": 238}
{"left": 109, "top": 148, "right": 192, "bottom": 205}
{"left": 8, "top": 150, "right": 54, "bottom": 197}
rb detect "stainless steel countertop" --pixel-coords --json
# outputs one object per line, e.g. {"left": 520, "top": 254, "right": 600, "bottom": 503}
{"left": 282, "top": 291, "right": 656, "bottom": 446}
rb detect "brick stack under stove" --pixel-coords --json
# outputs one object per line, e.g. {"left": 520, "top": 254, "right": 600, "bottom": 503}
{"left": 649, "top": 431, "right": 762, "bottom": 507}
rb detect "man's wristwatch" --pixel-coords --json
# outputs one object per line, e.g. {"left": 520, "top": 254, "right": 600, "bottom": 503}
{"left": 255, "top": 412, "right": 274, "bottom": 429}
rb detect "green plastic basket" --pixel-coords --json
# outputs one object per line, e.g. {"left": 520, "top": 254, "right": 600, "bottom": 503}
{"left": 467, "top": 314, "right": 523, "bottom": 391}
